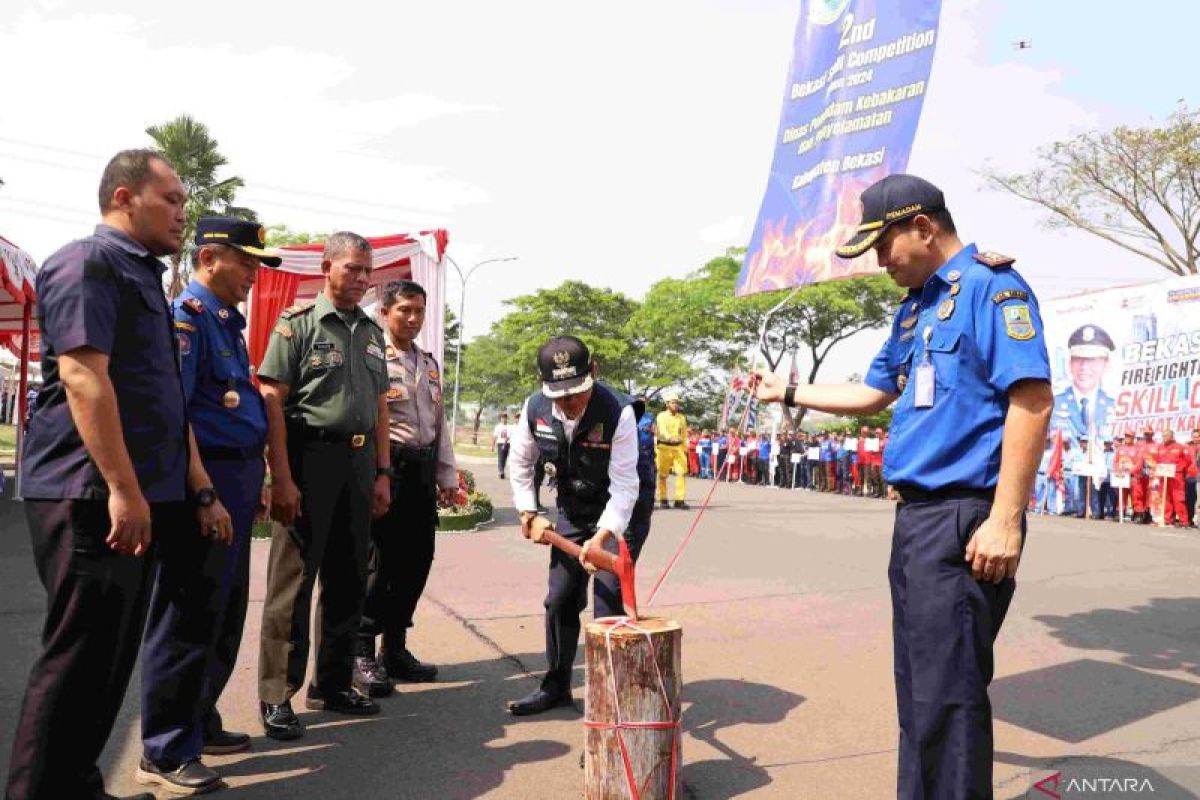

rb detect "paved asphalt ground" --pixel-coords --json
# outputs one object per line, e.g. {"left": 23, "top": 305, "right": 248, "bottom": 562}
{"left": 2, "top": 462, "right": 1200, "bottom": 799}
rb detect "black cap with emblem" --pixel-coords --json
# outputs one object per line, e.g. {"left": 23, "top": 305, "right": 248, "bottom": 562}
{"left": 537, "top": 335, "right": 594, "bottom": 398}
{"left": 836, "top": 174, "right": 946, "bottom": 259}
{"left": 195, "top": 216, "right": 283, "bottom": 267}
{"left": 1067, "top": 324, "right": 1115, "bottom": 359}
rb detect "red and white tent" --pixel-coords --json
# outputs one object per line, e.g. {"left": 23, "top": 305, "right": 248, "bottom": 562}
{"left": 0, "top": 234, "right": 38, "bottom": 479}
{"left": 248, "top": 230, "right": 450, "bottom": 369}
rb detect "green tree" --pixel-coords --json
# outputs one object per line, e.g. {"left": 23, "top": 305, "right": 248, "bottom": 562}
{"left": 147, "top": 115, "right": 255, "bottom": 296}
{"left": 985, "top": 106, "right": 1200, "bottom": 275}
{"left": 456, "top": 332, "right": 527, "bottom": 443}
{"left": 264, "top": 224, "right": 327, "bottom": 248}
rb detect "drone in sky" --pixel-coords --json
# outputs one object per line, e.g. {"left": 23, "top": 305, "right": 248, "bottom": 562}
{"left": 1013, "top": 40, "right": 1033, "bottom": 50}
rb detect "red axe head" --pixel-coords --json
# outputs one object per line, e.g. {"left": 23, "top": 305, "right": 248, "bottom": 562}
{"left": 616, "top": 537, "right": 638, "bottom": 620}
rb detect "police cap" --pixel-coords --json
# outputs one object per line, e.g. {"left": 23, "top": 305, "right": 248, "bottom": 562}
{"left": 537, "top": 335, "right": 594, "bottom": 398}
{"left": 1067, "top": 325, "right": 1115, "bottom": 359}
{"left": 836, "top": 174, "right": 946, "bottom": 259}
{"left": 195, "top": 216, "right": 282, "bottom": 267}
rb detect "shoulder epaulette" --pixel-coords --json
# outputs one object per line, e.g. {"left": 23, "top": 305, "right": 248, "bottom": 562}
{"left": 180, "top": 297, "right": 204, "bottom": 315}
{"left": 973, "top": 251, "right": 1015, "bottom": 269}
{"left": 280, "top": 301, "right": 314, "bottom": 318}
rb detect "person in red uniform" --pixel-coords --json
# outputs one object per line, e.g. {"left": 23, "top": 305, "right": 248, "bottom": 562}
{"left": 1159, "top": 429, "right": 1191, "bottom": 527}
{"left": 1183, "top": 430, "right": 1200, "bottom": 528}
{"left": 687, "top": 430, "right": 700, "bottom": 477}
{"left": 1141, "top": 429, "right": 1166, "bottom": 525}
{"left": 1131, "top": 429, "right": 1154, "bottom": 524}
{"left": 1113, "top": 431, "right": 1141, "bottom": 522}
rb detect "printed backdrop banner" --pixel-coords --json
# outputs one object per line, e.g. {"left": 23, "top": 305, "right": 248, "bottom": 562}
{"left": 1042, "top": 274, "right": 1200, "bottom": 442}
{"left": 738, "top": 0, "right": 942, "bottom": 295}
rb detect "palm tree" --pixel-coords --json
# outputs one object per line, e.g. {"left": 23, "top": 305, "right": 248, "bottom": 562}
{"left": 146, "top": 115, "right": 256, "bottom": 296}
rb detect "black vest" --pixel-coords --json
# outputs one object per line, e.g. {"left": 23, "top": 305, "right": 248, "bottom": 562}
{"left": 526, "top": 383, "right": 653, "bottom": 529}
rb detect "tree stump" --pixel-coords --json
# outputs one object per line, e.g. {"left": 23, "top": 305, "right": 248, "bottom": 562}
{"left": 584, "top": 617, "right": 682, "bottom": 799}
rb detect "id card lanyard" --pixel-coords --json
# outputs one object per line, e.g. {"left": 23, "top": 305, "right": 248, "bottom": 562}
{"left": 914, "top": 325, "right": 935, "bottom": 408}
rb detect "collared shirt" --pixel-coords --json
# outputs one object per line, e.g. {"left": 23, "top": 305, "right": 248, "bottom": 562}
{"left": 866, "top": 243, "right": 1051, "bottom": 491}
{"left": 174, "top": 280, "right": 267, "bottom": 450}
{"left": 21, "top": 225, "right": 187, "bottom": 501}
{"left": 493, "top": 422, "right": 512, "bottom": 445}
{"left": 509, "top": 395, "right": 639, "bottom": 536}
{"left": 258, "top": 291, "right": 389, "bottom": 434}
{"left": 383, "top": 336, "right": 457, "bottom": 489}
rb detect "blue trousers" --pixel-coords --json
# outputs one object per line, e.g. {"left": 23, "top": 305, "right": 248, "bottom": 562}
{"left": 890, "top": 494, "right": 1019, "bottom": 799}
{"left": 142, "top": 458, "right": 264, "bottom": 767}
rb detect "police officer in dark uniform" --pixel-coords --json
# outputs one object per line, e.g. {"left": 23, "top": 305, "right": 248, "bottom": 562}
{"left": 8, "top": 149, "right": 187, "bottom": 800}
{"left": 506, "top": 337, "right": 654, "bottom": 716}
{"left": 757, "top": 175, "right": 1052, "bottom": 799}
{"left": 134, "top": 218, "right": 280, "bottom": 794}
{"left": 256, "top": 232, "right": 392, "bottom": 739}
{"left": 353, "top": 280, "right": 459, "bottom": 696}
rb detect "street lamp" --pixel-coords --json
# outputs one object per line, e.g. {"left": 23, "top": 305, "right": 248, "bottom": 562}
{"left": 445, "top": 254, "right": 518, "bottom": 444}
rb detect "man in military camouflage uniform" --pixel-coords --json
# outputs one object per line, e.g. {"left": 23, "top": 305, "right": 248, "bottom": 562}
{"left": 256, "top": 232, "right": 392, "bottom": 740}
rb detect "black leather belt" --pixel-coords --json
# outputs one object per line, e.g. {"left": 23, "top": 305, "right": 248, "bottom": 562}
{"left": 298, "top": 428, "right": 370, "bottom": 447}
{"left": 893, "top": 484, "right": 995, "bottom": 505}
{"left": 391, "top": 444, "right": 436, "bottom": 463}
{"left": 199, "top": 444, "right": 264, "bottom": 461}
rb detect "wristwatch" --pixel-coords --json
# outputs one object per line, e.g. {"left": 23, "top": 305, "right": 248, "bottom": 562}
{"left": 375, "top": 466, "right": 396, "bottom": 479}
{"left": 194, "top": 487, "right": 218, "bottom": 508}
{"left": 784, "top": 384, "right": 799, "bottom": 408}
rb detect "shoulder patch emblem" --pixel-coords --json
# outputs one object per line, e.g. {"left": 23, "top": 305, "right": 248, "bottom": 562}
{"left": 273, "top": 323, "right": 293, "bottom": 339}
{"left": 174, "top": 320, "right": 197, "bottom": 332}
{"left": 992, "top": 289, "right": 1029, "bottom": 304}
{"left": 974, "top": 251, "right": 1015, "bottom": 269}
{"left": 177, "top": 333, "right": 191, "bottom": 356}
{"left": 1003, "top": 304, "right": 1036, "bottom": 340}
{"left": 181, "top": 297, "right": 204, "bottom": 315}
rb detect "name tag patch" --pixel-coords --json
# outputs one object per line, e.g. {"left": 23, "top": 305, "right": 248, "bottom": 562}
{"left": 366, "top": 342, "right": 385, "bottom": 360}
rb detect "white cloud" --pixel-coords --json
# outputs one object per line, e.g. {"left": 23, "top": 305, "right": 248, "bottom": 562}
{"left": 699, "top": 215, "right": 747, "bottom": 246}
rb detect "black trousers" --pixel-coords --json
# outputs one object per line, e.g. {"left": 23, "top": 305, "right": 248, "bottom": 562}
{"left": 258, "top": 439, "right": 373, "bottom": 702}
{"left": 7, "top": 499, "right": 184, "bottom": 800}
{"left": 541, "top": 500, "right": 651, "bottom": 695}
{"left": 890, "top": 493, "right": 1019, "bottom": 800}
{"left": 497, "top": 443, "right": 510, "bottom": 477}
{"left": 360, "top": 457, "right": 438, "bottom": 654}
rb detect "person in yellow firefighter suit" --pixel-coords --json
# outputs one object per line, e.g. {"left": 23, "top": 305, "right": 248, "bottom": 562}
{"left": 655, "top": 394, "right": 690, "bottom": 509}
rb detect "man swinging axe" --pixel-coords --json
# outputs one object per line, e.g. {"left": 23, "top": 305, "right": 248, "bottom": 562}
{"left": 507, "top": 335, "right": 654, "bottom": 716}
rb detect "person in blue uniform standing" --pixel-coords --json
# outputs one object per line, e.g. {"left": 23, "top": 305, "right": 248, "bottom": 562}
{"left": 136, "top": 218, "right": 279, "bottom": 793}
{"left": 1051, "top": 324, "right": 1115, "bottom": 445}
{"left": 756, "top": 174, "right": 1052, "bottom": 800}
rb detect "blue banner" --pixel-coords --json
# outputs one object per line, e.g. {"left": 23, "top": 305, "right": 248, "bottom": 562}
{"left": 738, "top": 0, "right": 942, "bottom": 295}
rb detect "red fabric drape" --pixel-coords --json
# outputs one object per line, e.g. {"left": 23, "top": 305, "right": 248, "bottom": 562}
{"left": 248, "top": 268, "right": 300, "bottom": 371}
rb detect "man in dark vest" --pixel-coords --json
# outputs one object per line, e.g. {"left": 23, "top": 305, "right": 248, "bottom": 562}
{"left": 506, "top": 335, "right": 653, "bottom": 716}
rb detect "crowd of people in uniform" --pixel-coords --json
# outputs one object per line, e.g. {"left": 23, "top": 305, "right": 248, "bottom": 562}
{"left": 8, "top": 150, "right": 459, "bottom": 799}
{"left": 3, "top": 153, "right": 1117, "bottom": 800}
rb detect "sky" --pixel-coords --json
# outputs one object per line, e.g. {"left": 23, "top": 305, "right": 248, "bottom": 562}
{"left": 1, "top": 0, "right": 1195, "bottom": 380}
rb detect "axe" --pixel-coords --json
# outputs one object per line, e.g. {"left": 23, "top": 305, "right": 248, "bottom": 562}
{"left": 529, "top": 516, "right": 639, "bottom": 619}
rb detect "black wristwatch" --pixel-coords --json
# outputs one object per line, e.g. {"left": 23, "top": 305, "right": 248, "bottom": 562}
{"left": 375, "top": 466, "right": 395, "bottom": 479}
{"left": 194, "top": 487, "right": 218, "bottom": 508}
{"left": 784, "top": 384, "right": 799, "bottom": 408}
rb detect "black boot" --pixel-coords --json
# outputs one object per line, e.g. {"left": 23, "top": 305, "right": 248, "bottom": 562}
{"left": 352, "top": 638, "right": 394, "bottom": 698}
{"left": 385, "top": 643, "right": 438, "bottom": 683}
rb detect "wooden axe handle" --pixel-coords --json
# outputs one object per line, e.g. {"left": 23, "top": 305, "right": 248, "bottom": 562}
{"left": 540, "top": 530, "right": 620, "bottom": 575}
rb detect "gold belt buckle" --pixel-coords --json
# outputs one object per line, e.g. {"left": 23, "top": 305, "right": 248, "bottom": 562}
{"left": 351, "top": 434, "right": 366, "bottom": 448}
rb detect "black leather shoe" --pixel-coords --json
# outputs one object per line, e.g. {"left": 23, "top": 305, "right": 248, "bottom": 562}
{"left": 202, "top": 726, "right": 251, "bottom": 755}
{"left": 260, "top": 700, "right": 304, "bottom": 740}
{"left": 305, "top": 686, "right": 380, "bottom": 715}
{"left": 507, "top": 688, "right": 573, "bottom": 716}
{"left": 659, "top": 499, "right": 670, "bottom": 509}
{"left": 385, "top": 648, "right": 438, "bottom": 682}
{"left": 673, "top": 500, "right": 690, "bottom": 509}
{"left": 353, "top": 655, "right": 394, "bottom": 697}
{"left": 135, "top": 757, "right": 219, "bottom": 795}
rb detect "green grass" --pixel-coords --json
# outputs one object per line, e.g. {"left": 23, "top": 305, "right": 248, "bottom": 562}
{"left": 0, "top": 424, "right": 15, "bottom": 455}
{"left": 454, "top": 442, "right": 495, "bottom": 459}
